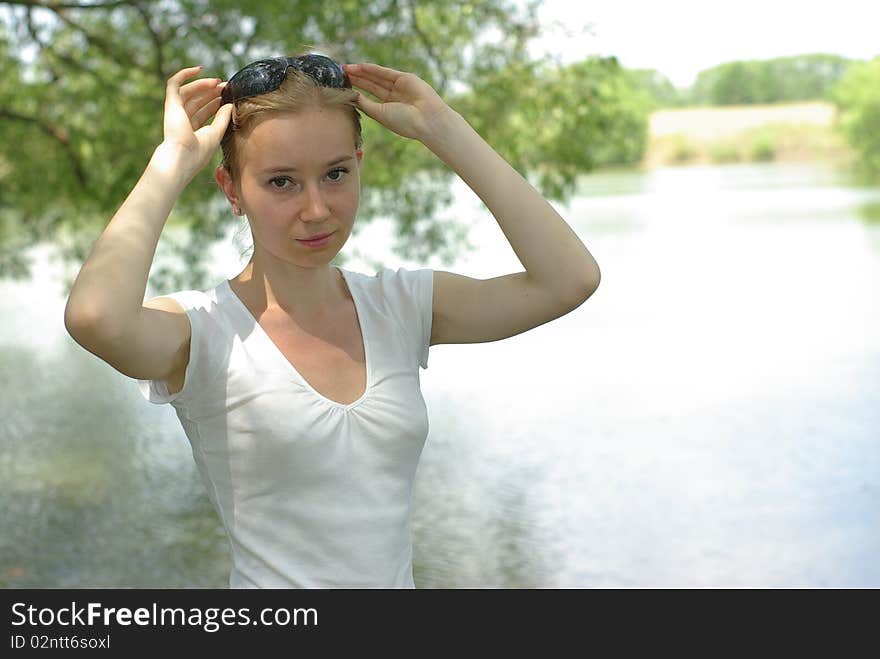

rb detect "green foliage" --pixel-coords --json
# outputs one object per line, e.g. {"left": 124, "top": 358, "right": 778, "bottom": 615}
{"left": 671, "top": 136, "right": 698, "bottom": 163}
{"left": 687, "top": 54, "right": 856, "bottom": 106}
{"left": 622, "top": 54, "right": 860, "bottom": 111}
{"left": 623, "top": 68, "right": 680, "bottom": 109}
{"left": 828, "top": 56, "right": 880, "bottom": 181}
{"left": 564, "top": 58, "right": 653, "bottom": 170}
{"left": 707, "top": 142, "right": 741, "bottom": 164}
{"left": 454, "top": 55, "right": 652, "bottom": 200}
{"left": 0, "top": 0, "right": 642, "bottom": 291}
{"left": 748, "top": 133, "right": 776, "bottom": 162}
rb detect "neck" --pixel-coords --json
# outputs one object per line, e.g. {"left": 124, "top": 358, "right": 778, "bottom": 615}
{"left": 232, "top": 255, "right": 344, "bottom": 320}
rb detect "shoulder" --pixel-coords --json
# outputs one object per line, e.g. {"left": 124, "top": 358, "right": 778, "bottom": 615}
{"left": 374, "top": 266, "right": 433, "bottom": 293}
{"left": 143, "top": 286, "right": 221, "bottom": 315}
{"left": 141, "top": 286, "right": 225, "bottom": 347}
{"left": 340, "top": 266, "right": 430, "bottom": 299}
{"left": 143, "top": 296, "right": 186, "bottom": 315}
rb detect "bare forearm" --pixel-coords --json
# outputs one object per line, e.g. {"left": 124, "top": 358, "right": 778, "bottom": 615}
{"left": 65, "top": 144, "right": 191, "bottom": 336}
{"left": 422, "top": 109, "right": 600, "bottom": 300}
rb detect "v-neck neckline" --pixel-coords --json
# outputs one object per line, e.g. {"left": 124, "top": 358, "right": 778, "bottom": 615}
{"left": 221, "top": 267, "right": 372, "bottom": 411}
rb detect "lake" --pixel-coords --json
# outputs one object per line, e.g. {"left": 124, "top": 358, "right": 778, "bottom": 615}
{"left": 2, "top": 160, "right": 878, "bottom": 587}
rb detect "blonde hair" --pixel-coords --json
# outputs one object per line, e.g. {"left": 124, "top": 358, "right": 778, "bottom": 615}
{"left": 219, "top": 62, "right": 363, "bottom": 183}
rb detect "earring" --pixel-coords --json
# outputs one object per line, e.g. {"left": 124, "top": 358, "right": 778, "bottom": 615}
{"left": 232, "top": 205, "right": 241, "bottom": 216}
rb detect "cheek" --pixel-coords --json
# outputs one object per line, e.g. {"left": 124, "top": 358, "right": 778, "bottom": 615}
{"left": 246, "top": 200, "right": 289, "bottom": 236}
{"left": 249, "top": 186, "right": 290, "bottom": 217}
{"left": 339, "top": 181, "right": 360, "bottom": 209}
{"left": 346, "top": 187, "right": 359, "bottom": 209}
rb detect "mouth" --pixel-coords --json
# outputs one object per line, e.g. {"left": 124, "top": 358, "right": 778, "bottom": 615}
{"left": 295, "top": 231, "right": 335, "bottom": 247}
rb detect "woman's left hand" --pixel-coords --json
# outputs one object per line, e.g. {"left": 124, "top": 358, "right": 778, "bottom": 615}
{"left": 342, "top": 62, "right": 456, "bottom": 143}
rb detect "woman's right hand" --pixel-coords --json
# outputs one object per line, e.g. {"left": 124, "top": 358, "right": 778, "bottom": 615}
{"left": 158, "top": 65, "right": 233, "bottom": 180}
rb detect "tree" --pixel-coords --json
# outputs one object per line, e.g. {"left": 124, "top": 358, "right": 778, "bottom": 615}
{"left": 0, "top": 1, "right": 645, "bottom": 290}
{"left": 623, "top": 68, "right": 681, "bottom": 109}
{"left": 829, "top": 56, "right": 880, "bottom": 182}
{"left": 687, "top": 54, "right": 856, "bottom": 107}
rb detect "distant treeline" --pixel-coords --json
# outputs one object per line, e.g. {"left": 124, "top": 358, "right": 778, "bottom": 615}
{"left": 616, "top": 52, "right": 880, "bottom": 179}
{"left": 626, "top": 54, "right": 858, "bottom": 108}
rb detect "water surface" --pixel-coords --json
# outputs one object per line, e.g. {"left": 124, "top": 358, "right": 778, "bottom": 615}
{"left": 2, "top": 161, "right": 878, "bottom": 587}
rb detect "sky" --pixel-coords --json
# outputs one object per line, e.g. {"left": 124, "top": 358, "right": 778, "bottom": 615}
{"left": 527, "top": 0, "right": 880, "bottom": 88}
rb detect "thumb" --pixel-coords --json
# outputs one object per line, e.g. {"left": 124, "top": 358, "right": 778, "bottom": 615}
{"left": 205, "top": 103, "right": 233, "bottom": 142}
{"left": 355, "top": 92, "right": 384, "bottom": 123}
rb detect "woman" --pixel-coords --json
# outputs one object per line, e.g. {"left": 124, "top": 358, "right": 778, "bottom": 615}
{"left": 64, "top": 52, "right": 600, "bottom": 588}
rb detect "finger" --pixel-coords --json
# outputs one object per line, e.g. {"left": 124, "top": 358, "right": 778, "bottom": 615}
{"left": 344, "top": 65, "right": 394, "bottom": 94}
{"left": 182, "top": 80, "right": 224, "bottom": 115}
{"left": 346, "top": 73, "right": 392, "bottom": 101}
{"left": 190, "top": 96, "right": 224, "bottom": 129}
{"left": 179, "top": 77, "right": 222, "bottom": 103}
{"left": 165, "top": 65, "right": 204, "bottom": 105}
{"left": 353, "top": 91, "right": 384, "bottom": 122}
{"left": 198, "top": 102, "right": 234, "bottom": 143}
{"left": 347, "top": 62, "right": 405, "bottom": 83}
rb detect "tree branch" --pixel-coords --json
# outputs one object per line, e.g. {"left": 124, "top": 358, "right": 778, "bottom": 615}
{"left": 59, "top": 8, "right": 140, "bottom": 68}
{"left": 15, "top": 1, "right": 144, "bottom": 70}
{"left": 1, "top": 0, "right": 135, "bottom": 10}
{"left": 0, "top": 108, "right": 88, "bottom": 186}
{"left": 22, "top": 4, "right": 132, "bottom": 97}
{"left": 24, "top": 6, "right": 61, "bottom": 82}
{"left": 405, "top": 0, "right": 450, "bottom": 92}
{"left": 132, "top": 1, "right": 165, "bottom": 80}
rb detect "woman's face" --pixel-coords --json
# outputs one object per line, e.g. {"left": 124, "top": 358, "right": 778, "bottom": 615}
{"left": 217, "top": 107, "right": 362, "bottom": 267}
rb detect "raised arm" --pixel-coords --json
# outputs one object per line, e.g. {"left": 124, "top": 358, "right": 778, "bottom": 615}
{"left": 64, "top": 66, "right": 231, "bottom": 378}
{"left": 344, "top": 62, "right": 599, "bottom": 346}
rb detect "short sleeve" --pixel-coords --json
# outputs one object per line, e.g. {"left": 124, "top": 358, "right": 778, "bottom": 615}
{"left": 136, "top": 289, "right": 220, "bottom": 406}
{"left": 411, "top": 268, "right": 434, "bottom": 369}
{"left": 380, "top": 267, "right": 434, "bottom": 370}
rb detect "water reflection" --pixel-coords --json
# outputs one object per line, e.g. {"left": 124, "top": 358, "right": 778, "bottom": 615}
{"left": 0, "top": 343, "right": 230, "bottom": 587}
{"left": 410, "top": 391, "right": 562, "bottom": 588}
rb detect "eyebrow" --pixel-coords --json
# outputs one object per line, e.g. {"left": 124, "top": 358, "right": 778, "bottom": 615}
{"left": 258, "top": 155, "right": 354, "bottom": 175}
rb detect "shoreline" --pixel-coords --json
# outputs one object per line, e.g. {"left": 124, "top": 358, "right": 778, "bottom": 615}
{"left": 639, "top": 101, "right": 855, "bottom": 170}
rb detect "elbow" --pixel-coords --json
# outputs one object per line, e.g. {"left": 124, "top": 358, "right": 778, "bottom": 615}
{"left": 64, "top": 307, "right": 101, "bottom": 350}
{"left": 64, "top": 298, "right": 101, "bottom": 341}
{"left": 64, "top": 300, "right": 123, "bottom": 349}
{"left": 586, "top": 260, "right": 601, "bottom": 292}
{"left": 64, "top": 300, "right": 89, "bottom": 341}
{"left": 566, "top": 283, "right": 598, "bottom": 309}
{"left": 565, "top": 264, "right": 600, "bottom": 308}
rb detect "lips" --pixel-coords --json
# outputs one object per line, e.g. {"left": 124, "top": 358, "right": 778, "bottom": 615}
{"left": 296, "top": 231, "right": 334, "bottom": 242}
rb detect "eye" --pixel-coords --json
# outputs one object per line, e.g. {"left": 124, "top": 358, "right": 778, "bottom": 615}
{"left": 326, "top": 167, "right": 349, "bottom": 182}
{"left": 269, "top": 177, "right": 291, "bottom": 189}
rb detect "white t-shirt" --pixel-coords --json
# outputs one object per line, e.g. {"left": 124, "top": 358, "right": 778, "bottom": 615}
{"left": 137, "top": 266, "right": 434, "bottom": 588}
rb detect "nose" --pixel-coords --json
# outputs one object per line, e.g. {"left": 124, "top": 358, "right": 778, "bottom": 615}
{"left": 299, "top": 183, "right": 330, "bottom": 222}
